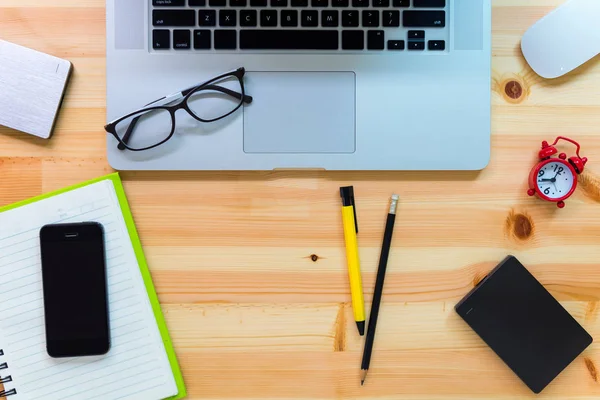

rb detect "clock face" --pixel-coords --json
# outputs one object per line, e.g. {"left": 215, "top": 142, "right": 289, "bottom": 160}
{"left": 536, "top": 161, "right": 575, "bottom": 200}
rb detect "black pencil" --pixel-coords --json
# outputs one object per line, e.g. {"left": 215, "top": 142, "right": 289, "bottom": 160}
{"left": 360, "top": 194, "right": 399, "bottom": 386}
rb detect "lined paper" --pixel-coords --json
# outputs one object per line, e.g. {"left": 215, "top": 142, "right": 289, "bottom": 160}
{"left": 0, "top": 180, "right": 177, "bottom": 400}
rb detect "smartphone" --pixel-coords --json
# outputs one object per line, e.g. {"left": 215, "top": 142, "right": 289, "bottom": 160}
{"left": 40, "top": 222, "right": 110, "bottom": 357}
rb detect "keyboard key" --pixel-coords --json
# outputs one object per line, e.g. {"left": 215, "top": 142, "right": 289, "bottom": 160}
{"left": 153, "top": 10, "right": 196, "bottom": 26}
{"left": 322, "top": 10, "right": 339, "bottom": 27}
{"left": 342, "top": 30, "right": 364, "bottom": 50}
{"left": 387, "top": 39, "right": 405, "bottom": 50}
{"left": 199, "top": 10, "right": 217, "bottom": 26}
{"left": 173, "top": 29, "right": 191, "bottom": 49}
{"left": 302, "top": 10, "right": 318, "bottom": 26}
{"left": 240, "top": 30, "right": 338, "bottom": 49}
{"left": 428, "top": 40, "right": 445, "bottom": 50}
{"left": 414, "top": 0, "right": 445, "bottom": 7}
{"left": 189, "top": 0, "right": 207, "bottom": 5}
{"left": 408, "top": 30, "right": 424, "bottom": 39}
{"left": 352, "top": 0, "right": 369, "bottom": 6}
{"left": 152, "top": 30, "right": 170, "bottom": 49}
{"left": 292, "top": 0, "right": 308, "bottom": 6}
{"left": 261, "top": 10, "right": 278, "bottom": 26}
{"left": 362, "top": 11, "right": 379, "bottom": 27}
{"left": 382, "top": 10, "right": 399, "bottom": 26}
{"left": 408, "top": 41, "right": 425, "bottom": 50}
{"left": 251, "top": 0, "right": 268, "bottom": 6}
{"left": 215, "top": 30, "right": 237, "bottom": 49}
{"left": 367, "top": 30, "right": 384, "bottom": 50}
{"left": 220, "top": 10, "right": 237, "bottom": 26}
{"left": 342, "top": 11, "right": 358, "bottom": 27}
{"left": 271, "top": 0, "right": 288, "bottom": 6}
{"left": 240, "top": 10, "right": 258, "bottom": 26}
{"left": 403, "top": 10, "right": 445, "bottom": 27}
{"left": 393, "top": 0, "right": 409, "bottom": 6}
{"left": 312, "top": 0, "right": 329, "bottom": 6}
{"left": 372, "top": 0, "right": 389, "bottom": 7}
{"left": 154, "top": 0, "right": 185, "bottom": 5}
{"left": 332, "top": 0, "right": 349, "bottom": 6}
{"left": 281, "top": 10, "right": 298, "bottom": 26}
{"left": 230, "top": 0, "right": 247, "bottom": 5}
{"left": 210, "top": 0, "right": 226, "bottom": 5}
{"left": 194, "top": 29, "right": 212, "bottom": 49}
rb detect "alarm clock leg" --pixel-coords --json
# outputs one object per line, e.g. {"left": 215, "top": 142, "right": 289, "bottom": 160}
{"left": 527, "top": 189, "right": 536, "bottom": 196}
{"left": 557, "top": 201, "right": 565, "bottom": 208}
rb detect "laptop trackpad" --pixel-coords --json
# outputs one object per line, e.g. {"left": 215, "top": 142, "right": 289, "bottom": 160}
{"left": 243, "top": 71, "right": 355, "bottom": 154}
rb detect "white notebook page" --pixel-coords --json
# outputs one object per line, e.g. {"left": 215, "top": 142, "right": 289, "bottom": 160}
{"left": 0, "top": 180, "right": 178, "bottom": 400}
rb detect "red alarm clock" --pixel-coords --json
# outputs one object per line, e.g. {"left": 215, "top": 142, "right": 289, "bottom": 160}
{"left": 527, "top": 136, "right": 587, "bottom": 208}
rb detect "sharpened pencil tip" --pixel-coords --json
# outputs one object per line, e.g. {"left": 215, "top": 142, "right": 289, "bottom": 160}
{"left": 360, "top": 369, "right": 368, "bottom": 385}
{"left": 361, "top": 380, "right": 364, "bottom": 386}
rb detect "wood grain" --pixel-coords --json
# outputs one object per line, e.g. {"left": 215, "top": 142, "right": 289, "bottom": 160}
{"left": 1, "top": 1, "right": 600, "bottom": 398}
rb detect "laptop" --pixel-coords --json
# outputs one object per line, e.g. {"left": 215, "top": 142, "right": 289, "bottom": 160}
{"left": 106, "top": 0, "right": 491, "bottom": 170}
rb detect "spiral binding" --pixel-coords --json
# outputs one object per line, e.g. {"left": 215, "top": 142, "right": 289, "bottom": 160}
{"left": 0, "top": 349, "right": 17, "bottom": 397}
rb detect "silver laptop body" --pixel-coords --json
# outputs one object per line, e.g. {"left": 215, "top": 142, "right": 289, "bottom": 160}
{"left": 106, "top": 0, "right": 491, "bottom": 170}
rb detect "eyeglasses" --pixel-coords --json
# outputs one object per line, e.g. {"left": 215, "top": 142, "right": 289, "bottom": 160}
{"left": 104, "top": 67, "right": 252, "bottom": 151}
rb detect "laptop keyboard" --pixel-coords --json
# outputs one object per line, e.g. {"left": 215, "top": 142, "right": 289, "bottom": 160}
{"left": 151, "top": 0, "right": 447, "bottom": 51}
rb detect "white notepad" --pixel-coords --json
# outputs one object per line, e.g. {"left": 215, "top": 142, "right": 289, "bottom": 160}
{"left": 0, "top": 180, "right": 178, "bottom": 400}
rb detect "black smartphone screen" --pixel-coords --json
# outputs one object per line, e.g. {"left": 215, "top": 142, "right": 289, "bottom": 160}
{"left": 40, "top": 222, "right": 110, "bottom": 357}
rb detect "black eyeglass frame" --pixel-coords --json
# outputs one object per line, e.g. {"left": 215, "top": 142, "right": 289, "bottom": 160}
{"left": 104, "top": 67, "right": 252, "bottom": 152}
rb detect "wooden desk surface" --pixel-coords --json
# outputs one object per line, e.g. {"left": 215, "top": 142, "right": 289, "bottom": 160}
{"left": 2, "top": 1, "right": 600, "bottom": 398}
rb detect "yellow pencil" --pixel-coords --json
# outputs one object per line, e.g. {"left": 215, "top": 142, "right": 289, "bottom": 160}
{"left": 340, "top": 186, "right": 365, "bottom": 336}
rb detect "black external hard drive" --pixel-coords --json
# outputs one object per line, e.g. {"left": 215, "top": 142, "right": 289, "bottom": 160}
{"left": 455, "top": 255, "right": 593, "bottom": 393}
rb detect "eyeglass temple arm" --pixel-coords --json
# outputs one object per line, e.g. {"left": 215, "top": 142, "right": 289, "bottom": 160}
{"left": 108, "top": 80, "right": 251, "bottom": 125}
{"left": 117, "top": 85, "right": 252, "bottom": 150}
{"left": 107, "top": 92, "right": 183, "bottom": 128}
{"left": 181, "top": 84, "right": 253, "bottom": 104}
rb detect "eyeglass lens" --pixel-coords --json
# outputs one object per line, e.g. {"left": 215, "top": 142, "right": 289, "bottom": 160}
{"left": 114, "top": 74, "right": 243, "bottom": 150}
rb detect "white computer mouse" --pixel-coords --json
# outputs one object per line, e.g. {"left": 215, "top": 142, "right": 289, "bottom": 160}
{"left": 521, "top": 0, "right": 600, "bottom": 79}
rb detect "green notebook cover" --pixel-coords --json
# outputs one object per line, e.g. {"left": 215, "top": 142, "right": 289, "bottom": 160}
{"left": 0, "top": 172, "right": 187, "bottom": 400}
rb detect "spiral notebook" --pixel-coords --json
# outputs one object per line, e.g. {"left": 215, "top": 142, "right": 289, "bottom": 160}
{"left": 0, "top": 174, "right": 186, "bottom": 399}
